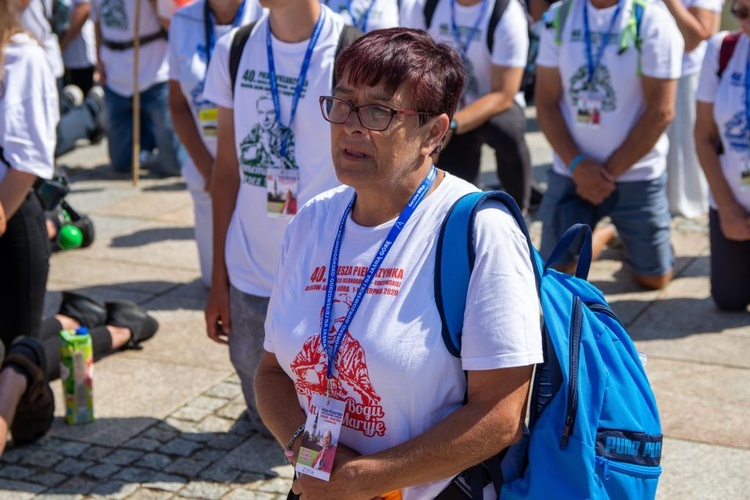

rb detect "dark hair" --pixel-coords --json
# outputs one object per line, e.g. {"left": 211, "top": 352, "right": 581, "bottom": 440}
{"left": 334, "top": 28, "right": 465, "bottom": 126}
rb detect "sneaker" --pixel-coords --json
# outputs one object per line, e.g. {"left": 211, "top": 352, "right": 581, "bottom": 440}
{"left": 86, "top": 86, "right": 106, "bottom": 145}
{"left": 61, "top": 84, "right": 84, "bottom": 108}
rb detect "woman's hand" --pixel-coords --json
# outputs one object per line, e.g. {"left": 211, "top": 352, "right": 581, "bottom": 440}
{"left": 718, "top": 204, "right": 750, "bottom": 241}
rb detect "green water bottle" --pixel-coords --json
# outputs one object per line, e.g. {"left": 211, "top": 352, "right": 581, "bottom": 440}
{"left": 56, "top": 209, "right": 83, "bottom": 250}
{"left": 59, "top": 327, "right": 95, "bottom": 425}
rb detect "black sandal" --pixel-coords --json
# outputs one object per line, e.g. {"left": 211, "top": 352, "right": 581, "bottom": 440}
{"left": 58, "top": 291, "right": 107, "bottom": 329}
{"left": 105, "top": 301, "right": 159, "bottom": 350}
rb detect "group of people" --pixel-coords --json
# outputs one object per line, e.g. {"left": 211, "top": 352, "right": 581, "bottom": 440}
{"left": 1, "top": 0, "right": 749, "bottom": 496}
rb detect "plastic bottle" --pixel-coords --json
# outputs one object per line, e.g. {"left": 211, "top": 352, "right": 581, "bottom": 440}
{"left": 59, "top": 327, "right": 95, "bottom": 425}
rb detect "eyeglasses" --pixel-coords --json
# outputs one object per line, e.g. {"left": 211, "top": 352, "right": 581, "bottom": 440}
{"left": 319, "top": 96, "right": 436, "bottom": 131}
{"left": 732, "top": 4, "right": 750, "bottom": 19}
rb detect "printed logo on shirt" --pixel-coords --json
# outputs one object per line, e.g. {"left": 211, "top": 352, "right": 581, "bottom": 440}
{"left": 723, "top": 111, "right": 749, "bottom": 153}
{"left": 101, "top": 0, "right": 128, "bottom": 30}
{"left": 238, "top": 96, "right": 299, "bottom": 187}
{"left": 730, "top": 72, "right": 742, "bottom": 85}
{"left": 569, "top": 64, "right": 616, "bottom": 112}
{"left": 190, "top": 80, "right": 213, "bottom": 110}
{"left": 305, "top": 265, "right": 405, "bottom": 296}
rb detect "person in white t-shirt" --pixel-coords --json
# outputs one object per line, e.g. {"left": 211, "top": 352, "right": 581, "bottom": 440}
{"left": 694, "top": 1, "right": 750, "bottom": 310}
{"left": 202, "top": 0, "right": 349, "bottom": 434}
{"left": 535, "top": 0, "right": 683, "bottom": 290}
{"left": 255, "top": 29, "right": 542, "bottom": 499}
{"left": 19, "top": 0, "right": 65, "bottom": 81}
{"left": 323, "top": 0, "right": 400, "bottom": 31}
{"left": 91, "top": 0, "right": 185, "bottom": 177}
{"left": 401, "top": 0, "right": 534, "bottom": 211}
{"left": 662, "top": 0, "right": 724, "bottom": 218}
{"left": 168, "top": 0, "right": 263, "bottom": 288}
{"left": 55, "top": 0, "right": 99, "bottom": 94}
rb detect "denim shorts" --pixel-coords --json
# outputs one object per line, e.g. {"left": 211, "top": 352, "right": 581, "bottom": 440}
{"left": 539, "top": 170, "right": 674, "bottom": 277}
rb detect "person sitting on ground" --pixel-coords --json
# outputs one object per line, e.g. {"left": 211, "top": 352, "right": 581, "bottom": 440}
{"left": 694, "top": 0, "right": 750, "bottom": 311}
{"left": 255, "top": 28, "right": 542, "bottom": 498}
{"left": 0, "top": 292, "right": 159, "bottom": 455}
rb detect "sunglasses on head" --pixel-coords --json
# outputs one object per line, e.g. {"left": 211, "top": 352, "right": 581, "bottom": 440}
{"left": 733, "top": 4, "right": 750, "bottom": 19}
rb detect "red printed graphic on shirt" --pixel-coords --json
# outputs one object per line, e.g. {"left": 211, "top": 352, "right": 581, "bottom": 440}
{"left": 305, "top": 265, "right": 404, "bottom": 297}
{"left": 290, "top": 275, "right": 402, "bottom": 438}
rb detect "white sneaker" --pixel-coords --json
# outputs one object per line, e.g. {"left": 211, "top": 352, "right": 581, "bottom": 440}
{"left": 62, "top": 84, "right": 84, "bottom": 107}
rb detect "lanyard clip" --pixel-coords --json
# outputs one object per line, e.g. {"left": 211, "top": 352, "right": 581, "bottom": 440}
{"left": 326, "top": 378, "right": 332, "bottom": 403}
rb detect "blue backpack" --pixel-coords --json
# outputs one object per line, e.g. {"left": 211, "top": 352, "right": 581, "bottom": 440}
{"left": 435, "top": 191, "right": 663, "bottom": 499}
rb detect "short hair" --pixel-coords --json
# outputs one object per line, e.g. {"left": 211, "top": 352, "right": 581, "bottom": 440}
{"left": 334, "top": 28, "right": 465, "bottom": 126}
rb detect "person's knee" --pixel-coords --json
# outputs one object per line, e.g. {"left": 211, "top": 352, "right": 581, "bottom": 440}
{"left": 634, "top": 269, "right": 673, "bottom": 290}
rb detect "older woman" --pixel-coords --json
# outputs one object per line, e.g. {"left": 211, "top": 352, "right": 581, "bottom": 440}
{"left": 694, "top": 0, "right": 750, "bottom": 310}
{"left": 255, "top": 28, "right": 542, "bottom": 499}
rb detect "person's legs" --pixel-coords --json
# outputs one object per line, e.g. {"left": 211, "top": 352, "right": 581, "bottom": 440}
{"left": 708, "top": 209, "right": 750, "bottom": 311}
{"left": 55, "top": 95, "right": 100, "bottom": 158}
{"left": 609, "top": 174, "right": 674, "bottom": 289}
{"left": 186, "top": 169, "right": 213, "bottom": 287}
{"left": 140, "top": 82, "right": 185, "bottom": 177}
{"left": 228, "top": 285, "right": 271, "bottom": 435}
{"left": 103, "top": 86, "right": 134, "bottom": 173}
{"left": 38, "top": 317, "right": 114, "bottom": 381}
{"left": 0, "top": 196, "right": 50, "bottom": 350}
{"left": 436, "top": 127, "right": 484, "bottom": 183}
{"left": 483, "top": 102, "right": 533, "bottom": 211}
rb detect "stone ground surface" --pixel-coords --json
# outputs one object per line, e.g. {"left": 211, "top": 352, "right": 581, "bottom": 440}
{"left": 0, "top": 108, "right": 747, "bottom": 499}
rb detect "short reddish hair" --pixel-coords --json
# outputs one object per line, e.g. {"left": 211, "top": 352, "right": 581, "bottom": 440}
{"left": 334, "top": 28, "right": 465, "bottom": 125}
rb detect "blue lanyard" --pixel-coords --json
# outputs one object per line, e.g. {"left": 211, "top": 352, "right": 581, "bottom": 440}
{"left": 325, "top": 0, "right": 376, "bottom": 31}
{"left": 266, "top": 8, "right": 326, "bottom": 158}
{"left": 450, "top": 0, "right": 489, "bottom": 58}
{"left": 745, "top": 54, "right": 750, "bottom": 158}
{"left": 582, "top": 0, "right": 623, "bottom": 86}
{"left": 320, "top": 165, "right": 438, "bottom": 381}
{"left": 204, "top": 0, "right": 247, "bottom": 67}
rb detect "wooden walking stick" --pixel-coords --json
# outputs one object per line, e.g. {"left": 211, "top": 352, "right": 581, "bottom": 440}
{"left": 132, "top": 0, "right": 142, "bottom": 186}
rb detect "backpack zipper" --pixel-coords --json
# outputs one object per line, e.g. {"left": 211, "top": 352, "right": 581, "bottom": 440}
{"left": 596, "top": 456, "right": 662, "bottom": 480}
{"left": 587, "top": 302, "right": 621, "bottom": 324}
{"left": 560, "top": 296, "right": 583, "bottom": 449}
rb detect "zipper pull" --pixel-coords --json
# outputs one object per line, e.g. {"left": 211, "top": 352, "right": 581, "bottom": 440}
{"left": 596, "top": 456, "right": 612, "bottom": 480}
{"left": 560, "top": 415, "right": 573, "bottom": 449}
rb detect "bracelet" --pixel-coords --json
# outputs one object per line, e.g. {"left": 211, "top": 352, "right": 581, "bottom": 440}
{"left": 285, "top": 424, "right": 305, "bottom": 452}
{"left": 568, "top": 154, "right": 585, "bottom": 173}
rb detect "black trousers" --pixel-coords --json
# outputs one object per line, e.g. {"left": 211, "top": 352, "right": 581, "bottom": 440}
{"left": 438, "top": 102, "right": 532, "bottom": 210}
{"left": 38, "top": 318, "right": 113, "bottom": 381}
{"left": 63, "top": 66, "right": 96, "bottom": 95}
{"left": 709, "top": 209, "right": 750, "bottom": 311}
{"left": 0, "top": 195, "right": 50, "bottom": 350}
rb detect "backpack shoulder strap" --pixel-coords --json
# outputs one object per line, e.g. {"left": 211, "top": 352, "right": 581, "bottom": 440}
{"left": 435, "top": 191, "right": 541, "bottom": 356}
{"left": 423, "top": 0, "right": 440, "bottom": 29}
{"left": 718, "top": 31, "right": 741, "bottom": 79}
{"left": 486, "top": 0, "right": 511, "bottom": 53}
{"left": 553, "top": 0, "right": 574, "bottom": 45}
{"left": 333, "top": 25, "right": 363, "bottom": 88}
{"left": 230, "top": 22, "right": 257, "bottom": 97}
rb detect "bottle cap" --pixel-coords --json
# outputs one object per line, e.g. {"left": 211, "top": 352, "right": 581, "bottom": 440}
{"left": 58, "top": 224, "right": 83, "bottom": 250}
{"left": 75, "top": 327, "right": 89, "bottom": 336}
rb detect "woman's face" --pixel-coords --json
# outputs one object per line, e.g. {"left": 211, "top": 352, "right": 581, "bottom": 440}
{"left": 733, "top": 0, "right": 750, "bottom": 36}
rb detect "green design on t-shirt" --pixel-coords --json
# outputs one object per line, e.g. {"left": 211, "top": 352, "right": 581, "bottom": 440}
{"left": 101, "top": 0, "right": 128, "bottom": 30}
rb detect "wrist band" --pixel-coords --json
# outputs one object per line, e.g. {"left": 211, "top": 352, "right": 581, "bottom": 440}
{"left": 284, "top": 424, "right": 306, "bottom": 457}
{"left": 568, "top": 154, "right": 585, "bottom": 173}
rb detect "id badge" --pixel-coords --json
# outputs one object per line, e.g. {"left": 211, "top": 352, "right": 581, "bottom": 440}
{"left": 295, "top": 394, "right": 346, "bottom": 482}
{"left": 266, "top": 168, "right": 300, "bottom": 219}
{"left": 198, "top": 107, "right": 218, "bottom": 138}
{"left": 576, "top": 91, "right": 603, "bottom": 128}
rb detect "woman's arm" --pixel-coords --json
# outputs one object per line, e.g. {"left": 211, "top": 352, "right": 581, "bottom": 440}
{"left": 452, "top": 65, "right": 523, "bottom": 135}
{"left": 694, "top": 101, "right": 750, "bottom": 241}
{"left": 661, "top": 0, "right": 720, "bottom": 53}
{"left": 0, "top": 170, "right": 39, "bottom": 237}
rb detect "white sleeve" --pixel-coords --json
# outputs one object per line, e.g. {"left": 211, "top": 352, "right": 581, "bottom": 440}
{"left": 461, "top": 201, "right": 543, "bottom": 371}
{"left": 202, "top": 28, "right": 236, "bottom": 109}
{"left": 399, "top": 0, "right": 427, "bottom": 30}
{"left": 535, "top": 4, "right": 560, "bottom": 68}
{"left": 690, "top": 0, "right": 725, "bottom": 13}
{"left": 639, "top": 2, "right": 684, "bottom": 79}
{"left": 491, "top": 0, "right": 529, "bottom": 68}
{"left": 695, "top": 32, "right": 724, "bottom": 103}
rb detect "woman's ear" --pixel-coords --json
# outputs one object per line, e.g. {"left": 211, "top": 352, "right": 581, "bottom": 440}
{"left": 420, "top": 114, "right": 450, "bottom": 157}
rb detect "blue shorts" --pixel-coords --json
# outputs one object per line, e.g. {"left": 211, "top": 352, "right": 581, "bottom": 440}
{"left": 539, "top": 170, "right": 674, "bottom": 277}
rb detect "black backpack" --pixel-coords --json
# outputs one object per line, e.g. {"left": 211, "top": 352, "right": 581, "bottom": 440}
{"left": 423, "top": 0, "right": 536, "bottom": 94}
{"left": 228, "top": 22, "right": 362, "bottom": 96}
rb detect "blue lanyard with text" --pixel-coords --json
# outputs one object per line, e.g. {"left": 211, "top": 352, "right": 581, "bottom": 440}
{"left": 582, "top": 0, "right": 623, "bottom": 86}
{"left": 266, "top": 8, "right": 326, "bottom": 158}
{"left": 450, "top": 0, "right": 489, "bottom": 59}
{"left": 204, "top": 0, "right": 246, "bottom": 67}
{"left": 320, "top": 165, "right": 438, "bottom": 383}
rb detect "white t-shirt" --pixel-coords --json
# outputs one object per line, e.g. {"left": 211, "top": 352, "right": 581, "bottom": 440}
{"left": 265, "top": 174, "right": 543, "bottom": 500}
{"left": 20, "top": 0, "right": 65, "bottom": 78}
{"left": 695, "top": 32, "right": 750, "bottom": 213}
{"left": 168, "top": 0, "right": 263, "bottom": 185}
{"left": 202, "top": 6, "right": 344, "bottom": 296}
{"left": 0, "top": 34, "right": 58, "bottom": 183}
{"left": 323, "top": 0, "right": 400, "bottom": 32}
{"left": 90, "top": 0, "right": 170, "bottom": 96}
{"left": 58, "top": 0, "right": 99, "bottom": 69}
{"left": 680, "top": 0, "right": 724, "bottom": 76}
{"left": 401, "top": 0, "right": 529, "bottom": 108}
{"left": 536, "top": 0, "right": 683, "bottom": 182}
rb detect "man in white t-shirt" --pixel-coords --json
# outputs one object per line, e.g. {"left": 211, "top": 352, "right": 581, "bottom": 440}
{"left": 19, "top": 0, "right": 65, "bottom": 82}
{"left": 202, "top": 0, "right": 350, "bottom": 432}
{"left": 535, "top": 0, "right": 683, "bottom": 289}
{"left": 255, "top": 28, "right": 542, "bottom": 499}
{"left": 91, "top": 0, "right": 185, "bottom": 177}
{"left": 401, "top": 0, "right": 534, "bottom": 211}
{"left": 323, "top": 0, "right": 400, "bottom": 31}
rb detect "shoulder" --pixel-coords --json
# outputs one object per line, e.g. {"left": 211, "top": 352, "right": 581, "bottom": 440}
{"left": 172, "top": 0, "right": 205, "bottom": 25}
{"left": 290, "top": 185, "right": 352, "bottom": 230}
{"left": 640, "top": 0, "right": 678, "bottom": 27}
{"left": 6, "top": 33, "right": 47, "bottom": 72}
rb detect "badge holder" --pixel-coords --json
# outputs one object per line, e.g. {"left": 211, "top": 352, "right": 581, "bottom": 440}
{"left": 266, "top": 168, "right": 299, "bottom": 219}
{"left": 295, "top": 393, "right": 346, "bottom": 482}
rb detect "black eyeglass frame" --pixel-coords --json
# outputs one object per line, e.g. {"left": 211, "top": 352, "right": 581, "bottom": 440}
{"left": 319, "top": 96, "right": 437, "bottom": 131}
